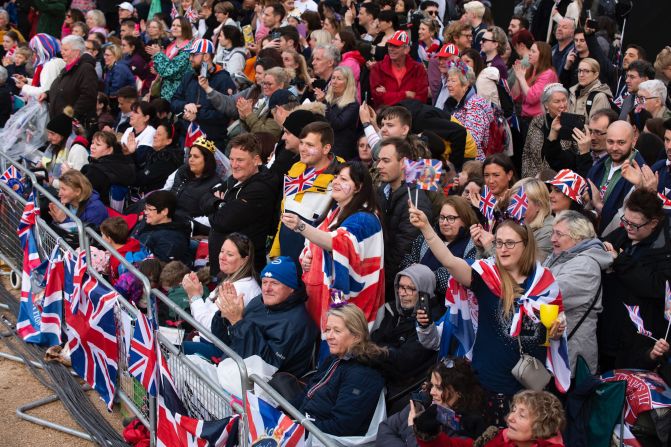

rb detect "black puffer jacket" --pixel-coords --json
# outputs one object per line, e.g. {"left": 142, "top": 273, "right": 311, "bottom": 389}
{"left": 131, "top": 219, "right": 192, "bottom": 264}
{"left": 81, "top": 153, "right": 136, "bottom": 206}
{"left": 169, "top": 165, "right": 220, "bottom": 220}
{"left": 202, "top": 167, "right": 280, "bottom": 275}
{"left": 47, "top": 53, "right": 98, "bottom": 125}
{"left": 325, "top": 101, "right": 359, "bottom": 160}
{"left": 600, "top": 218, "right": 671, "bottom": 369}
{"left": 134, "top": 144, "right": 184, "bottom": 193}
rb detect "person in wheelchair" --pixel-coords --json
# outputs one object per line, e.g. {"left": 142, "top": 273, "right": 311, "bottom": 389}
{"left": 371, "top": 264, "right": 441, "bottom": 413}
{"left": 377, "top": 358, "right": 487, "bottom": 447}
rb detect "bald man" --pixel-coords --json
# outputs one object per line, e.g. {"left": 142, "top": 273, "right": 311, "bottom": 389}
{"left": 587, "top": 120, "right": 646, "bottom": 236}
{"left": 552, "top": 18, "right": 575, "bottom": 77}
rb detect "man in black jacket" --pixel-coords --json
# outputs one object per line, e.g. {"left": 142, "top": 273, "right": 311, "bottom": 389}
{"left": 376, "top": 137, "right": 433, "bottom": 302}
{"left": 203, "top": 133, "right": 280, "bottom": 275}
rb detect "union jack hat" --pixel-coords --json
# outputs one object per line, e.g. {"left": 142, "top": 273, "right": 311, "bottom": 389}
{"left": 189, "top": 39, "right": 215, "bottom": 54}
{"left": 387, "top": 30, "right": 410, "bottom": 47}
{"left": 546, "top": 169, "right": 588, "bottom": 205}
{"left": 437, "top": 43, "right": 460, "bottom": 58}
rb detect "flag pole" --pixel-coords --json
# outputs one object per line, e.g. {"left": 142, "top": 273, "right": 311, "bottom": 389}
{"left": 665, "top": 320, "right": 671, "bottom": 340}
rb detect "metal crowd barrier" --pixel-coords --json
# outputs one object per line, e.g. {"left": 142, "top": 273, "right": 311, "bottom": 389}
{"left": 0, "top": 151, "right": 339, "bottom": 447}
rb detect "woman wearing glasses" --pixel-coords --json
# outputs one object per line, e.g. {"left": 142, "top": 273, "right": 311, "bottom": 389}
{"left": 401, "top": 196, "right": 479, "bottom": 305}
{"left": 409, "top": 204, "right": 566, "bottom": 427}
{"left": 637, "top": 79, "right": 671, "bottom": 120}
{"left": 599, "top": 188, "right": 671, "bottom": 371}
{"left": 567, "top": 58, "right": 613, "bottom": 121}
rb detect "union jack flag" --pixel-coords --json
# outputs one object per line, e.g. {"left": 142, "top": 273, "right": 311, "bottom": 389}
{"left": 507, "top": 185, "right": 528, "bottom": 222}
{"left": 65, "top": 271, "right": 119, "bottom": 410}
{"left": 157, "top": 348, "right": 239, "bottom": 447}
{"left": 184, "top": 122, "right": 205, "bottom": 150}
{"left": 478, "top": 185, "right": 497, "bottom": 229}
{"left": 283, "top": 168, "right": 317, "bottom": 196}
{"left": 404, "top": 159, "right": 442, "bottom": 191}
{"left": 624, "top": 304, "right": 654, "bottom": 339}
{"left": 665, "top": 281, "right": 671, "bottom": 322}
{"left": 16, "top": 192, "right": 45, "bottom": 343}
{"left": 0, "top": 165, "right": 24, "bottom": 195}
{"left": 38, "top": 246, "right": 65, "bottom": 346}
{"left": 246, "top": 391, "right": 305, "bottom": 447}
{"left": 658, "top": 193, "right": 671, "bottom": 211}
{"left": 129, "top": 312, "right": 158, "bottom": 396}
{"left": 444, "top": 277, "right": 479, "bottom": 359}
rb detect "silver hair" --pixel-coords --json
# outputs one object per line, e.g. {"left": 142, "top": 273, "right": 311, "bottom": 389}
{"left": 639, "top": 79, "right": 668, "bottom": 103}
{"left": 553, "top": 210, "right": 596, "bottom": 241}
{"left": 447, "top": 65, "right": 476, "bottom": 86}
{"left": 0, "top": 66, "right": 7, "bottom": 85}
{"left": 315, "top": 43, "right": 341, "bottom": 65}
{"left": 541, "top": 83, "right": 569, "bottom": 106}
{"left": 0, "top": 9, "right": 8, "bottom": 21}
{"left": 61, "top": 35, "right": 87, "bottom": 54}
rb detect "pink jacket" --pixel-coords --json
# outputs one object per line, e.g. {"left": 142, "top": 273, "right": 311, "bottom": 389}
{"left": 339, "top": 50, "right": 365, "bottom": 102}
{"left": 516, "top": 68, "right": 558, "bottom": 118}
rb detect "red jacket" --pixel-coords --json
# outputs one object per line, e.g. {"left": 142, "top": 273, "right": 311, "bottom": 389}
{"left": 369, "top": 54, "right": 428, "bottom": 107}
{"left": 416, "top": 429, "right": 565, "bottom": 447}
{"left": 109, "top": 237, "right": 143, "bottom": 285}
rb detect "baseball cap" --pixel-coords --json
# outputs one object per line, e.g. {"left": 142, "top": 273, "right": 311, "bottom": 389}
{"left": 437, "top": 43, "right": 460, "bottom": 58}
{"left": 387, "top": 30, "right": 410, "bottom": 47}
{"left": 118, "top": 2, "right": 135, "bottom": 12}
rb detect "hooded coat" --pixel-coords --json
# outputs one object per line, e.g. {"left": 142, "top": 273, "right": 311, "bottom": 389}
{"left": 210, "top": 287, "right": 319, "bottom": 377}
{"left": 543, "top": 238, "right": 613, "bottom": 373}
{"left": 82, "top": 153, "right": 137, "bottom": 206}
{"left": 371, "top": 264, "right": 439, "bottom": 392}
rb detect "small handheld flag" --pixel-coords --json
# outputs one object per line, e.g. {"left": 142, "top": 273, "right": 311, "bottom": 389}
{"left": 624, "top": 303, "right": 656, "bottom": 341}
{"left": 479, "top": 185, "right": 497, "bottom": 230}
{"left": 506, "top": 185, "right": 528, "bottom": 223}
{"left": 404, "top": 159, "right": 442, "bottom": 191}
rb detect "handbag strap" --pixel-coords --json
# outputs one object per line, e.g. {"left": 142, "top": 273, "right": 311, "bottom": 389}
{"left": 567, "top": 280, "right": 602, "bottom": 341}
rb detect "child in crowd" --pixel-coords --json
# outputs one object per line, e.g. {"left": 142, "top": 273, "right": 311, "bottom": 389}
{"left": 100, "top": 216, "right": 148, "bottom": 285}
{"left": 6, "top": 45, "right": 31, "bottom": 95}
{"left": 158, "top": 260, "right": 192, "bottom": 324}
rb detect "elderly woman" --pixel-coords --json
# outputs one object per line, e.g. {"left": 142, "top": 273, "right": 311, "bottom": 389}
{"left": 422, "top": 390, "right": 566, "bottom": 446}
{"left": 600, "top": 188, "right": 671, "bottom": 371}
{"left": 568, "top": 58, "right": 613, "bottom": 121}
{"left": 323, "top": 66, "right": 359, "bottom": 159}
{"left": 282, "top": 161, "right": 385, "bottom": 332}
{"left": 378, "top": 358, "right": 487, "bottom": 446}
{"left": 401, "top": 196, "right": 479, "bottom": 304}
{"left": 522, "top": 83, "right": 578, "bottom": 178}
{"left": 237, "top": 66, "right": 289, "bottom": 137}
{"left": 85, "top": 10, "right": 107, "bottom": 36}
{"left": 442, "top": 60, "right": 493, "bottom": 160}
{"left": 146, "top": 16, "right": 193, "bottom": 101}
{"left": 544, "top": 212, "right": 611, "bottom": 376}
{"left": 102, "top": 44, "right": 136, "bottom": 98}
{"left": 638, "top": 79, "right": 671, "bottom": 120}
{"left": 292, "top": 304, "right": 386, "bottom": 437}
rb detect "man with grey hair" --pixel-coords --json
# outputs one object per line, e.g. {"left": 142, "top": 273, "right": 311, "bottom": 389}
{"left": 311, "top": 44, "right": 340, "bottom": 92}
{"left": 544, "top": 210, "right": 612, "bottom": 374}
{"left": 40, "top": 35, "right": 98, "bottom": 131}
{"left": 551, "top": 18, "right": 575, "bottom": 78}
{"left": 586, "top": 120, "right": 646, "bottom": 235}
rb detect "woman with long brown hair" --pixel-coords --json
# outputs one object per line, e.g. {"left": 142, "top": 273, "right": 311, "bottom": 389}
{"left": 511, "top": 41, "right": 558, "bottom": 122}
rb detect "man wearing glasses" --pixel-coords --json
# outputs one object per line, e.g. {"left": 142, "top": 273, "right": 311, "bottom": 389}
{"left": 616, "top": 60, "right": 655, "bottom": 120}
{"left": 586, "top": 120, "right": 646, "bottom": 236}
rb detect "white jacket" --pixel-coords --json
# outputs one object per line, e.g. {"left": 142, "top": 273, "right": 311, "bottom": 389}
{"left": 21, "top": 58, "right": 66, "bottom": 97}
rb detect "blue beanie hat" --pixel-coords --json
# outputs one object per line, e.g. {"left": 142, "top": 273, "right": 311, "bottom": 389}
{"left": 261, "top": 257, "right": 299, "bottom": 289}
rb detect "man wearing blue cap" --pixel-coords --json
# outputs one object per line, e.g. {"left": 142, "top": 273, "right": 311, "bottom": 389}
{"left": 171, "top": 38, "right": 237, "bottom": 149}
{"left": 187, "top": 256, "right": 319, "bottom": 376}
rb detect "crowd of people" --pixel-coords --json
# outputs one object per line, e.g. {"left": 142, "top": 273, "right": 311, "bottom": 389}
{"left": 4, "top": 0, "right": 671, "bottom": 445}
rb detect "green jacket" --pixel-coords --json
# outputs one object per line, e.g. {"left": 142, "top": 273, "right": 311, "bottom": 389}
{"left": 166, "top": 286, "right": 190, "bottom": 321}
{"left": 33, "top": 0, "right": 67, "bottom": 38}
{"left": 153, "top": 50, "right": 191, "bottom": 101}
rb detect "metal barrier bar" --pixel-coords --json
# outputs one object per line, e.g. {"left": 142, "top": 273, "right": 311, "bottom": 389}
{"left": 16, "top": 395, "right": 94, "bottom": 442}
{"left": 249, "top": 374, "right": 340, "bottom": 447}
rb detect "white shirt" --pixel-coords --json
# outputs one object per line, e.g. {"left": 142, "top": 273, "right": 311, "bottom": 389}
{"left": 295, "top": 0, "right": 318, "bottom": 13}
{"left": 121, "top": 125, "right": 156, "bottom": 148}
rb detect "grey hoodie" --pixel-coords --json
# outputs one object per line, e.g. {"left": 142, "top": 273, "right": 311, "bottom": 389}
{"left": 393, "top": 264, "right": 437, "bottom": 315}
{"left": 543, "top": 238, "right": 613, "bottom": 374}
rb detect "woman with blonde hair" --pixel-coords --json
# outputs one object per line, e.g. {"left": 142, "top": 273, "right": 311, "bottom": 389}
{"left": 101, "top": 43, "right": 136, "bottom": 98}
{"left": 48, "top": 170, "right": 109, "bottom": 232}
{"left": 308, "top": 29, "right": 332, "bottom": 50}
{"left": 410, "top": 204, "right": 567, "bottom": 426}
{"left": 508, "top": 178, "right": 553, "bottom": 261}
{"left": 568, "top": 57, "right": 613, "bottom": 121}
{"left": 322, "top": 66, "right": 359, "bottom": 159}
{"left": 85, "top": 9, "right": 107, "bottom": 36}
{"left": 293, "top": 304, "right": 386, "bottom": 437}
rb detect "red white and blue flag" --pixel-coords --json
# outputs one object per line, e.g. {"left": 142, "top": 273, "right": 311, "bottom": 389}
{"left": 471, "top": 258, "right": 571, "bottom": 392}
{"left": 623, "top": 304, "right": 654, "bottom": 339}
{"left": 157, "top": 349, "right": 239, "bottom": 447}
{"left": 404, "top": 159, "right": 442, "bottom": 191}
{"left": 665, "top": 281, "right": 671, "bottom": 322}
{"left": 65, "top": 268, "right": 119, "bottom": 410}
{"left": 444, "top": 277, "right": 478, "bottom": 359}
{"left": 38, "top": 246, "right": 65, "bottom": 346}
{"left": 16, "top": 192, "right": 46, "bottom": 343}
{"left": 283, "top": 168, "right": 317, "bottom": 196}
{"left": 184, "top": 122, "right": 205, "bottom": 149}
{"left": 506, "top": 185, "right": 528, "bottom": 222}
{"left": 129, "top": 311, "right": 158, "bottom": 396}
{"left": 0, "top": 165, "right": 24, "bottom": 195}
{"left": 478, "top": 185, "right": 497, "bottom": 229}
{"left": 658, "top": 193, "right": 671, "bottom": 211}
{"left": 246, "top": 391, "right": 305, "bottom": 447}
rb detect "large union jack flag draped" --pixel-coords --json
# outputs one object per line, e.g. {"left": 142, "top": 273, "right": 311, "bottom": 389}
{"left": 283, "top": 167, "right": 317, "bottom": 196}
{"left": 129, "top": 311, "right": 158, "bottom": 396}
{"left": 65, "top": 262, "right": 119, "bottom": 410}
{"left": 157, "top": 348, "right": 239, "bottom": 447}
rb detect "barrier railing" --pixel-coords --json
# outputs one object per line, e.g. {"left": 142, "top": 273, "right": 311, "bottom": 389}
{"left": 0, "top": 152, "right": 339, "bottom": 447}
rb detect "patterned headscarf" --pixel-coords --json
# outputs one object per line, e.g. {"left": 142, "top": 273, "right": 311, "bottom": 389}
{"left": 29, "top": 33, "right": 60, "bottom": 67}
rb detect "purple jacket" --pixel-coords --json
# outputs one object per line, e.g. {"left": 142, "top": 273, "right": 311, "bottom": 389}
{"left": 484, "top": 54, "right": 508, "bottom": 81}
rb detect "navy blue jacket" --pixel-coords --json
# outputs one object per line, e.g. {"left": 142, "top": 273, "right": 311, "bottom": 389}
{"left": 103, "top": 62, "right": 136, "bottom": 97}
{"left": 294, "top": 355, "right": 385, "bottom": 437}
{"left": 210, "top": 288, "right": 318, "bottom": 377}
{"left": 170, "top": 67, "right": 237, "bottom": 148}
{"left": 587, "top": 151, "right": 645, "bottom": 234}
{"left": 78, "top": 190, "right": 109, "bottom": 227}
{"left": 130, "top": 219, "right": 192, "bottom": 264}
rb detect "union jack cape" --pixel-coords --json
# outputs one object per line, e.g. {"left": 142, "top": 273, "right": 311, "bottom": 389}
{"left": 245, "top": 391, "right": 304, "bottom": 447}
{"left": 65, "top": 257, "right": 120, "bottom": 410}
{"left": 300, "top": 208, "right": 385, "bottom": 332}
{"left": 445, "top": 258, "right": 571, "bottom": 392}
{"left": 157, "top": 348, "right": 239, "bottom": 447}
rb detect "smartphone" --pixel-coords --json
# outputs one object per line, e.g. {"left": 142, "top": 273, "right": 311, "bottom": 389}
{"left": 585, "top": 19, "right": 598, "bottom": 29}
{"left": 417, "top": 295, "right": 430, "bottom": 315}
{"left": 270, "top": 30, "right": 282, "bottom": 41}
{"left": 200, "top": 61, "right": 209, "bottom": 78}
{"left": 410, "top": 391, "right": 432, "bottom": 412}
{"left": 559, "top": 113, "right": 586, "bottom": 141}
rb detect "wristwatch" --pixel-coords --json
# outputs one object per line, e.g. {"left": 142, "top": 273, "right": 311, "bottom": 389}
{"left": 295, "top": 221, "right": 306, "bottom": 233}
{"left": 362, "top": 122, "right": 372, "bottom": 129}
